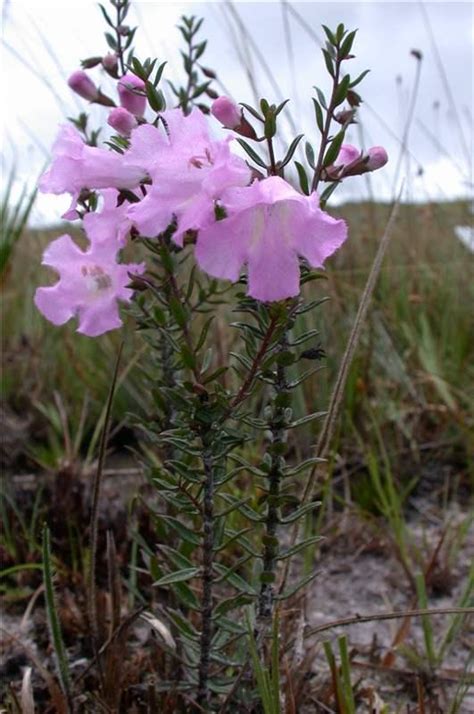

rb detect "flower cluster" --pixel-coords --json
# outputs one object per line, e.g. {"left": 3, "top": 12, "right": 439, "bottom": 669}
{"left": 36, "top": 79, "right": 387, "bottom": 337}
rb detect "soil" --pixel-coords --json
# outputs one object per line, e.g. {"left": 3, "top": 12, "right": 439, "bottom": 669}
{"left": 1, "top": 461, "right": 473, "bottom": 712}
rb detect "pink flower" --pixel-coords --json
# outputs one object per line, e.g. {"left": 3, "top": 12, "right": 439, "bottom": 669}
{"left": 83, "top": 189, "right": 133, "bottom": 248}
{"left": 118, "top": 73, "right": 146, "bottom": 117}
{"left": 39, "top": 125, "right": 145, "bottom": 216}
{"left": 34, "top": 233, "right": 144, "bottom": 336}
{"left": 125, "top": 107, "right": 210, "bottom": 176}
{"left": 211, "top": 96, "right": 241, "bottom": 129}
{"left": 68, "top": 70, "right": 99, "bottom": 101}
{"left": 126, "top": 108, "right": 250, "bottom": 242}
{"left": 107, "top": 107, "right": 138, "bottom": 137}
{"left": 366, "top": 146, "right": 388, "bottom": 170}
{"left": 195, "top": 177, "right": 347, "bottom": 302}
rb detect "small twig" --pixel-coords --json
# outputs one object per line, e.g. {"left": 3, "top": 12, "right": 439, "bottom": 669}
{"left": 305, "top": 607, "right": 474, "bottom": 638}
{"left": 230, "top": 314, "right": 279, "bottom": 410}
{"left": 352, "top": 658, "right": 471, "bottom": 684}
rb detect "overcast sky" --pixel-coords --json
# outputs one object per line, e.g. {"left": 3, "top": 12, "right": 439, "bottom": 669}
{"left": 1, "top": 0, "right": 473, "bottom": 224}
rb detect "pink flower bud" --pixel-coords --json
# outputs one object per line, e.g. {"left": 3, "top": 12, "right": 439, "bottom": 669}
{"left": 102, "top": 53, "right": 118, "bottom": 71}
{"left": 366, "top": 146, "right": 388, "bottom": 171}
{"left": 67, "top": 70, "right": 99, "bottom": 102}
{"left": 107, "top": 107, "right": 138, "bottom": 137}
{"left": 211, "top": 96, "right": 241, "bottom": 129}
{"left": 118, "top": 73, "right": 146, "bottom": 117}
{"left": 336, "top": 144, "right": 361, "bottom": 169}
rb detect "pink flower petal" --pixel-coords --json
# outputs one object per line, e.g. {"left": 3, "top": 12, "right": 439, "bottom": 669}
{"left": 195, "top": 177, "right": 348, "bottom": 302}
{"left": 35, "top": 232, "right": 144, "bottom": 337}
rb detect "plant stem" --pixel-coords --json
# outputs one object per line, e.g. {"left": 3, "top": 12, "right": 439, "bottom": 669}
{"left": 258, "top": 332, "right": 289, "bottom": 624}
{"left": 197, "top": 443, "right": 215, "bottom": 708}
{"left": 266, "top": 136, "right": 278, "bottom": 176}
{"left": 311, "top": 52, "right": 342, "bottom": 193}
{"left": 231, "top": 314, "right": 279, "bottom": 411}
{"left": 114, "top": 0, "right": 126, "bottom": 76}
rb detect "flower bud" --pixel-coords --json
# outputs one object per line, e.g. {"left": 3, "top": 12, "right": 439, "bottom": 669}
{"left": 67, "top": 70, "right": 99, "bottom": 102}
{"left": 366, "top": 146, "right": 388, "bottom": 171}
{"left": 211, "top": 96, "right": 241, "bottom": 129}
{"left": 118, "top": 73, "right": 146, "bottom": 117}
{"left": 107, "top": 107, "right": 138, "bottom": 137}
{"left": 336, "top": 144, "right": 361, "bottom": 169}
{"left": 102, "top": 53, "right": 118, "bottom": 72}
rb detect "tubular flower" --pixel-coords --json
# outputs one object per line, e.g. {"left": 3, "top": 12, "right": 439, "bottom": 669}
{"left": 195, "top": 176, "right": 347, "bottom": 302}
{"left": 126, "top": 108, "right": 251, "bottom": 242}
{"left": 34, "top": 233, "right": 144, "bottom": 337}
{"left": 39, "top": 125, "right": 145, "bottom": 218}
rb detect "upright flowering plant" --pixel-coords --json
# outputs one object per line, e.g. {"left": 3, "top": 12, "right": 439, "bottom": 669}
{"left": 36, "top": 3, "right": 387, "bottom": 709}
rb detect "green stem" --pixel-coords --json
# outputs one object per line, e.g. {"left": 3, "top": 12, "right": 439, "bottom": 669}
{"left": 258, "top": 331, "right": 289, "bottom": 624}
{"left": 197, "top": 441, "right": 215, "bottom": 708}
{"left": 311, "top": 50, "right": 342, "bottom": 193}
{"left": 114, "top": 0, "right": 127, "bottom": 76}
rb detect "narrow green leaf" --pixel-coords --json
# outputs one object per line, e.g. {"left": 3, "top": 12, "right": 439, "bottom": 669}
{"left": 322, "top": 49, "right": 335, "bottom": 79}
{"left": 349, "top": 68, "right": 370, "bottom": 88}
{"left": 305, "top": 141, "right": 316, "bottom": 168}
{"left": 280, "top": 501, "right": 321, "bottom": 524}
{"left": 279, "top": 134, "right": 304, "bottom": 169}
{"left": 334, "top": 74, "right": 351, "bottom": 106}
{"left": 315, "top": 86, "right": 327, "bottom": 110}
{"left": 323, "top": 130, "right": 346, "bottom": 167}
{"left": 42, "top": 526, "right": 72, "bottom": 707}
{"left": 153, "top": 567, "right": 199, "bottom": 587}
{"left": 340, "top": 29, "right": 357, "bottom": 59}
{"left": 294, "top": 161, "right": 309, "bottom": 195}
{"left": 312, "top": 98, "right": 324, "bottom": 134}
{"left": 240, "top": 102, "right": 263, "bottom": 122}
{"left": 237, "top": 139, "right": 267, "bottom": 169}
{"left": 105, "top": 32, "right": 117, "bottom": 51}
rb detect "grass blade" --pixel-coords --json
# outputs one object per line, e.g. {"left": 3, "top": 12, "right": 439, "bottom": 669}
{"left": 42, "top": 525, "right": 73, "bottom": 711}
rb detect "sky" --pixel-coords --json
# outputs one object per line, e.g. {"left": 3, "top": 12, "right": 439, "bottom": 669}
{"left": 1, "top": 0, "right": 473, "bottom": 225}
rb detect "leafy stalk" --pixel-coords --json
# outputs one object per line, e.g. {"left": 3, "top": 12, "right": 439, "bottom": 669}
{"left": 258, "top": 331, "right": 290, "bottom": 624}
{"left": 197, "top": 441, "right": 216, "bottom": 706}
